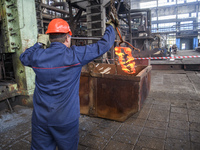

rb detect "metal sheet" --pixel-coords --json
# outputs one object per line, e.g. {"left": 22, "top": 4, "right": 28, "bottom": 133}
{"left": 79, "top": 76, "right": 90, "bottom": 114}
{"left": 96, "top": 77, "right": 139, "bottom": 121}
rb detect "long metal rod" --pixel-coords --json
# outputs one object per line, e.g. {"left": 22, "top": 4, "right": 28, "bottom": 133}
{"left": 71, "top": 37, "right": 101, "bottom": 40}
{"left": 41, "top": 3, "right": 69, "bottom": 14}
{"left": 6, "top": 99, "right": 13, "bottom": 113}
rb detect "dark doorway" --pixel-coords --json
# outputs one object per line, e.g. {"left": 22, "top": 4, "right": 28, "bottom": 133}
{"left": 180, "top": 38, "right": 193, "bottom": 50}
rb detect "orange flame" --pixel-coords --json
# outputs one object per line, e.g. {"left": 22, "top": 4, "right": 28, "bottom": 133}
{"left": 114, "top": 47, "right": 136, "bottom": 74}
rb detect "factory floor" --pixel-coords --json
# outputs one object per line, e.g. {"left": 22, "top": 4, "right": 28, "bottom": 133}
{"left": 0, "top": 50, "right": 200, "bottom": 150}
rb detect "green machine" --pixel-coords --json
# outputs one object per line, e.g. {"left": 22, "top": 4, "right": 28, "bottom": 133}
{"left": 0, "top": 0, "right": 37, "bottom": 108}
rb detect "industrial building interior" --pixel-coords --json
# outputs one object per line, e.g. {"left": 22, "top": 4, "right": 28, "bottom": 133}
{"left": 0, "top": 0, "right": 200, "bottom": 150}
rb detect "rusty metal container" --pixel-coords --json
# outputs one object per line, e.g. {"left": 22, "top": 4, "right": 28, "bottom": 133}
{"left": 80, "top": 62, "right": 152, "bottom": 122}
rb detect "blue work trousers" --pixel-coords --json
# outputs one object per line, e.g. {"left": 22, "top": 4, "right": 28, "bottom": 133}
{"left": 31, "top": 119, "right": 79, "bottom": 150}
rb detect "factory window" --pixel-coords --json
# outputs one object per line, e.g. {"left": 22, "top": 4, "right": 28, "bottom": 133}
{"left": 167, "top": 40, "right": 176, "bottom": 46}
{"left": 140, "top": 1, "right": 156, "bottom": 9}
{"left": 178, "top": 13, "right": 196, "bottom": 19}
{"left": 180, "top": 21, "right": 193, "bottom": 30}
{"left": 191, "top": 13, "right": 196, "bottom": 18}
{"left": 158, "top": 22, "right": 176, "bottom": 32}
{"left": 158, "top": 0, "right": 176, "bottom": 6}
{"left": 158, "top": 15, "right": 176, "bottom": 20}
{"left": 151, "top": 24, "right": 157, "bottom": 33}
{"left": 168, "top": 33, "right": 176, "bottom": 36}
{"left": 198, "top": 13, "right": 200, "bottom": 30}
{"left": 167, "top": 33, "right": 176, "bottom": 45}
{"left": 131, "top": 1, "right": 140, "bottom": 9}
{"left": 177, "top": 0, "right": 184, "bottom": 4}
{"left": 152, "top": 24, "right": 157, "bottom": 28}
{"left": 152, "top": 17, "right": 157, "bottom": 21}
{"left": 178, "top": 13, "right": 189, "bottom": 19}
{"left": 199, "top": 12, "right": 200, "bottom": 22}
{"left": 158, "top": 22, "right": 176, "bottom": 28}
{"left": 186, "top": 0, "right": 197, "bottom": 2}
{"left": 152, "top": 29, "right": 157, "bottom": 33}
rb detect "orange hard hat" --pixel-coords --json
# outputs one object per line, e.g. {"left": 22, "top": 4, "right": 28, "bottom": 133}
{"left": 46, "top": 18, "right": 72, "bottom": 35}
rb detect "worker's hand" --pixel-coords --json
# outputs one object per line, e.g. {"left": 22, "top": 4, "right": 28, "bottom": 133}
{"left": 37, "top": 34, "right": 50, "bottom": 46}
{"left": 106, "top": 18, "right": 119, "bottom": 29}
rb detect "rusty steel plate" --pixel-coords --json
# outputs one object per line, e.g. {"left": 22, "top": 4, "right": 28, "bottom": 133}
{"left": 80, "top": 63, "right": 152, "bottom": 122}
{"left": 0, "top": 82, "right": 19, "bottom": 101}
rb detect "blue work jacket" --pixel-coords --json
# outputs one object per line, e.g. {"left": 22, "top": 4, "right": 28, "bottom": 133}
{"left": 20, "top": 26, "right": 115, "bottom": 126}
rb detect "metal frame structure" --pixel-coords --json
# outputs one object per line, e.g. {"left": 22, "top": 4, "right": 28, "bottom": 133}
{"left": 0, "top": 0, "right": 134, "bottom": 109}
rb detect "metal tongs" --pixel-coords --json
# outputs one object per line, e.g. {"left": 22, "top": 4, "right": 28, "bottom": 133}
{"left": 110, "top": 12, "right": 140, "bottom": 53}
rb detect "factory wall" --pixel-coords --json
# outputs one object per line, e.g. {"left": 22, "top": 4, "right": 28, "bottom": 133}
{"left": 131, "top": 0, "right": 200, "bottom": 50}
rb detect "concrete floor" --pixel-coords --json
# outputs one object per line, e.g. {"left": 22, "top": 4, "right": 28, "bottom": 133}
{"left": 0, "top": 50, "right": 200, "bottom": 150}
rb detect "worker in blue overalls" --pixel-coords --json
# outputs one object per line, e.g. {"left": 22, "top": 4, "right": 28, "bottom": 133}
{"left": 20, "top": 18, "right": 117, "bottom": 150}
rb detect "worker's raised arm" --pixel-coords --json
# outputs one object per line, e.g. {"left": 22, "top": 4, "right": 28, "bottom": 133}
{"left": 20, "top": 34, "right": 49, "bottom": 67}
{"left": 73, "top": 25, "right": 115, "bottom": 66}
{"left": 19, "top": 43, "right": 41, "bottom": 67}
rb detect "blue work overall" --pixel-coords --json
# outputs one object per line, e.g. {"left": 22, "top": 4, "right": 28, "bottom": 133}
{"left": 20, "top": 25, "right": 115, "bottom": 150}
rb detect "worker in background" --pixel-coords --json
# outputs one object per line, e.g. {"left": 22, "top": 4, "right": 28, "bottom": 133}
{"left": 169, "top": 45, "right": 172, "bottom": 57}
{"left": 20, "top": 18, "right": 118, "bottom": 150}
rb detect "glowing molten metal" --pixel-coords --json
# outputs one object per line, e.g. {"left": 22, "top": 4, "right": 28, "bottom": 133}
{"left": 114, "top": 47, "right": 136, "bottom": 74}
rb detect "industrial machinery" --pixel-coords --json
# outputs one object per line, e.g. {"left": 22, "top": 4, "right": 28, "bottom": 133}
{"left": 151, "top": 34, "right": 168, "bottom": 57}
{"left": 130, "top": 9, "right": 153, "bottom": 52}
{"left": 0, "top": 0, "right": 37, "bottom": 110}
{"left": 0, "top": 0, "right": 151, "bottom": 122}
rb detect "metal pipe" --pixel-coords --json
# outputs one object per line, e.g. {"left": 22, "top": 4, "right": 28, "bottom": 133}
{"left": 130, "top": 9, "right": 151, "bottom": 13}
{"left": 6, "top": 99, "right": 13, "bottom": 113}
{"left": 42, "top": 13, "right": 55, "bottom": 20}
{"left": 51, "top": 2, "right": 68, "bottom": 9}
{"left": 51, "top": 2, "right": 68, "bottom": 18}
{"left": 41, "top": 3, "right": 69, "bottom": 14}
{"left": 71, "top": 37, "right": 100, "bottom": 40}
{"left": 43, "top": 20, "right": 51, "bottom": 24}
